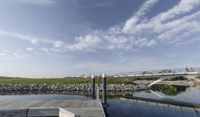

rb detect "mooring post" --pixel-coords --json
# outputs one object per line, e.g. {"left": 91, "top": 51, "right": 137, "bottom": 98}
{"left": 96, "top": 86, "right": 100, "bottom": 101}
{"left": 102, "top": 73, "right": 107, "bottom": 105}
{"left": 91, "top": 75, "right": 96, "bottom": 99}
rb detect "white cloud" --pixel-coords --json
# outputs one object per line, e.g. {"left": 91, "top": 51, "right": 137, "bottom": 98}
{"left": 67, "top": 0, "right": 200, "bottom": 52}
{"left": 65, "top": 33, "right": 102, "bottom": 51}
{"left": 123, "top": 0, "right": 159, "bottom": 33}
{"left": 0, "top": 52, "right": 7, "bottom": 57}
{"left": 26, "top": 47, "right": 34, "bottom": 51}
{"left": 154, "top": 0, "right": 200, "bottom": 22}
{"left": 62, "top": 0, "right": 160, "bottom": 52}
{"left": 0, "top": 50, "right": 29, "bottom": 61}
{"left": 123, "top": 0, "right": 200, "bottom": 47}
{"left": 135, "top": 38, "right": 157, "bottom": 47}
{"left": 54, "top": 41, "right": 64, "bottom": 48}
{"left": 12, "top": 52, "right": 22, "bottom": 58}
{"left": 0, "top": 30, "right": 41, "bottom": 44}
{"left": 1, "top": 0, "right": 200, "bottom": 54}
{"left": 31, "top": 39, "right": 38, "bottom": 44}
{"left": 0, "top": 29, "right": 65, "bottom": 48}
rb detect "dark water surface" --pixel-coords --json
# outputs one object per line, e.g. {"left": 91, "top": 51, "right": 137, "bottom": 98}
{"left": 106, "top": 99, "right": 200, "bottom": 117}
{"left": 105, "top": 85, "right": 200, "bottom": 117}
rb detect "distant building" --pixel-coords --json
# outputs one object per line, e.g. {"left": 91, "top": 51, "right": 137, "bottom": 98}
{"left": 185, "top": 67, "right": 194, "bottom": 72}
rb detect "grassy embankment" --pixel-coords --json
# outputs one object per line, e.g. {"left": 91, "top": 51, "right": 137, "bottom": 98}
{"left": 0, "top": 76, "right": 159, "bottom": 84}
{"left": 0, "top": 76, "right": 89, "bottom": 84}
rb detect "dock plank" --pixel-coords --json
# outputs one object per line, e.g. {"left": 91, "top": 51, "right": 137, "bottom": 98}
{"left": 0, "top": 99, "right": 105, "bottom": 117}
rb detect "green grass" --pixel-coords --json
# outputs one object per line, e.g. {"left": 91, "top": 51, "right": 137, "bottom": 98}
{"left": 0, "top": 76, "right": 136, "bottom": 84}
{"left": 0, "top": 75, "right": 178, "bottom": 84}
{"left": 0, "top": 76, "right": 90, "bottom": 84}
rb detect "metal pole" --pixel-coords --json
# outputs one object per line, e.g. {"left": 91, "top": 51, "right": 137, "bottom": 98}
{"left": 96, "top": 86, "right": 100, "bottom": 101}
{"left": 102, "top": 73, "right": 107, "bottom": 105}
{"left": 91, "top": 75, "right": 96, "bottom": 99}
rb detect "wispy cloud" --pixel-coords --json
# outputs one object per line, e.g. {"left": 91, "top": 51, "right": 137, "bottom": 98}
{"left": 26, "top": 47, "right": 34, "bottom": 51}
{"left": 123, "top": 0, "right": 200, "bottom": 46}
{"left": 0, "top": 50, "right": 28, "bottom": 60}
{"left": 64, "top": 0, "right": 159, "bottom": 52}
{"left": 123, "top": 0, "right": 159, "bottom": 32}
{"left": 54, "top": 41, "right": 64, "bottom": 48}
{"left": 0, "top": 30, "right": 47, "bottom": 44}
{"left": 65, "top": 0, "right": 200, "bottom": 52}
{"left": 1, "top": 0, "right": 200, "bottom": 54}
{"left": 0, "top": 29, "right": 64, "bottom": 49}
{"left": 16, "top": 0, "right": 57, "bottom": 5}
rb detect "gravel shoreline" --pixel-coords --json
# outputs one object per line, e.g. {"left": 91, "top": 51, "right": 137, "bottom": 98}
{"left": 0, "top": 79, "right": 199, "bottom": 92}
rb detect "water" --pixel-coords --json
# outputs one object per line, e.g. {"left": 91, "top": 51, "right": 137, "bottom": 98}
{"left": 133, "top": 85, "right": 200, "bottom": 104}
{"left": 0, "top": 85, "right": 199, "bottom": 117}
{"left": 106, "top": 99, "right": 200, "bottom": 117}
{"left": 105, "top": 85, "right": 200, "bottom": 117}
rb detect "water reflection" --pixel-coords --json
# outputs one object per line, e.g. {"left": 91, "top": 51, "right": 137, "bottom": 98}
{"left": 106, "top": 99, "right": 200, "bottom": 117}
{"left": 104, "top": 85, "right": 200, "bottom": 117}
{"left": 151, "top": 85, "right": 187, "bottom": 96}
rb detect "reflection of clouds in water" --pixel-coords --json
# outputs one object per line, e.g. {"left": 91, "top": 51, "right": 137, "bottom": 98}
{"left": 133, "top": 91, "right": 162, "bottom": 100}
{"left": 170, "top": 87, "right": 200, "bottom": 104}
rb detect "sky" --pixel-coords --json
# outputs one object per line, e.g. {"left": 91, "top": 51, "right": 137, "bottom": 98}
{"left": 0, "top": 0, "right": 200, "bottom": 77}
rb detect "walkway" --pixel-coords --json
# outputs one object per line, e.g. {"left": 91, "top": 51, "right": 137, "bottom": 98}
{"left": 0, "top": 99, "right": 105, "bottom": 117}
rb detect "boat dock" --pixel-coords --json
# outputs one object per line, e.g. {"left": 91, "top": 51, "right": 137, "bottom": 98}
{"left": 0, "top": 99, "right": 106, "bottom": 117}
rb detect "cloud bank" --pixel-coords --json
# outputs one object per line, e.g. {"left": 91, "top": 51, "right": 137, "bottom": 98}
{"left": 1, "top": 0, "right": 200, "bottom": 54}
{"left": 66, "top": 0, "right": 200, "bottom": 52}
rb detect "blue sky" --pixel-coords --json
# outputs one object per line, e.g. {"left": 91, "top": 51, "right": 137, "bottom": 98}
{"left": 0, "top": 0, "right": 200, "bottom": 77}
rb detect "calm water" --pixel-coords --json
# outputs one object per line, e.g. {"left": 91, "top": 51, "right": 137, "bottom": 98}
{"left": 104, "top": 85, "right": 200, "bottom": 117}
{"left": 0, "top": 85, "right": 200, "bottom": 117}
{"left": 106, "top": 99, "right": 200, "bottom": 117}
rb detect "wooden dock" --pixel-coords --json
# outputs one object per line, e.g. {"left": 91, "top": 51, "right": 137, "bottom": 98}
{"left": 0, "top": 99, "right": 105, "bottom": 117}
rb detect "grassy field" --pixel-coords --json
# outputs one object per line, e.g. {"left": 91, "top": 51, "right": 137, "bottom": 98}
{"left": 0, "top": 76, "right": 90, "bottom": 84}
{"left": 0, "top": 76, "right": 160, "bottom": 84}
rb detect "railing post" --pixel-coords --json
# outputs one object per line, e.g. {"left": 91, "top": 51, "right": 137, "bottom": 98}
{"left": 102, "top": 73, "right": 107, "bottom": 105}
{"left": 91, "top": 75, "right": 96, "bottom": 99}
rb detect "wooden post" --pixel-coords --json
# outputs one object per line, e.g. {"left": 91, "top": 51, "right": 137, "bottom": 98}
{"left": 102, "top": 73, "right": 107, "bottom": 105}
{"left": 91, "top": 75, "right": 96, "bottom": 99}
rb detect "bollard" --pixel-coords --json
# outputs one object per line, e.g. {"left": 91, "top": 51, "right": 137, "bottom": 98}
{"left": 102, "top": 73, "right": 107, "bottom": 105}
{"left": 91, "top": 75, "right": 96, "bottom": 99}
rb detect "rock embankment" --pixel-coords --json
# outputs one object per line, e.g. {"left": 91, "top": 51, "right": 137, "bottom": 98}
{"left": 0, "top": 84, "right": 90, "bottom": 92}
{"left": 0, "top": 84, "right": 146, "bottom": 92}
{"left": 0, "top": 80, "right": 199, "bottom": 92}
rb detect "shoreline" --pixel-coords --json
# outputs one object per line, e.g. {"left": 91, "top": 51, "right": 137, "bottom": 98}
{"left": 0, "top": 80, "right": 199, "bottom": 92}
